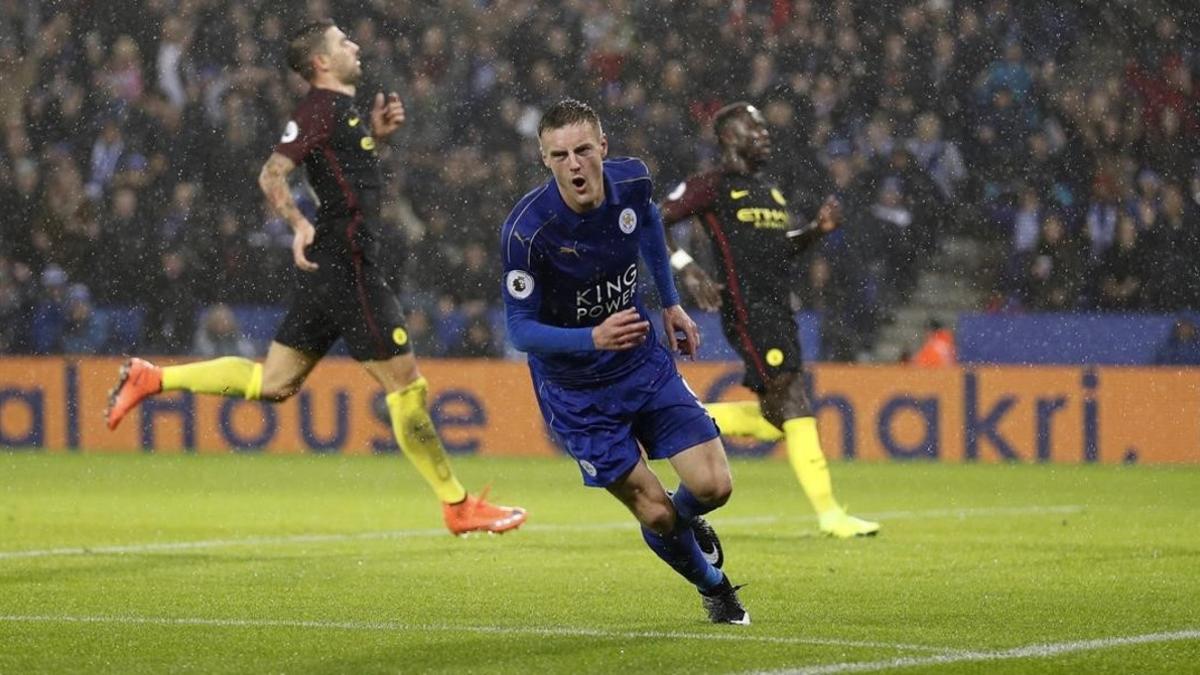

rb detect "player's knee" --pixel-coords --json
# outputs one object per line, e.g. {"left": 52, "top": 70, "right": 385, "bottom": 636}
{"left": 639, "top": 500, "right": 677, "bottom": 536}
{"left": 785, "top": 399, "right": 813, "bottom": 420}
{"left": 693, "top": 475, "right": 733, "bottom": 508}
{"left": 761, "top": 403, "right": 787, "bottom": 431}
{"left": 786, "top": 378, "right": 813, "bottom": 417}
{"left": 714, "top": 477, "right": 733, "bottom": 506}
{"left": 259, "top": 381, "right": 300, "bottom": 402}
{"left": 395, "top": 362, "right": 420, "bottom": 387}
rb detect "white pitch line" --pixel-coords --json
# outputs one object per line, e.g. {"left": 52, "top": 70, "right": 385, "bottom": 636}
{"left": 755, "top": 629, "right": 1200, "bottom": 674}
{"left": 0, "top": 519, "right": 743, "bottom": 561}
{"left": 0, "top": 614, "right": 962, "bottom": 655}
{"left": 0, "top": 528, "right": 446, "bottom": 560}
{"left": 0, "top": 505, "right": 1084, "bottom": 561}
{"left": 856, "top": 504, "right": 1085, "bottom": 521}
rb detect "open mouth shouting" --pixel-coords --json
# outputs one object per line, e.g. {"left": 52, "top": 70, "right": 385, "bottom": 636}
{"left": 540, "top": 119, "right": 608, "bottom": 212}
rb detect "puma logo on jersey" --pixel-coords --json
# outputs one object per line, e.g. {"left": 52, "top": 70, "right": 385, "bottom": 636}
{"left": 511, "top": 230, "right": 531, "bottom": 246}
{"left": 559, "top": 244, "right": 581, "bottom": 257}
{"left": 348, "top": 117, "right": 360, "bottom": 127}
{"left": 730, "top": 189, "right": 751, "bottom": 200}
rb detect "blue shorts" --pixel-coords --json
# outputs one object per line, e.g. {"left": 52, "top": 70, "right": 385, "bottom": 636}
{"left": 532, "top": 346, "right": 720, "bottom": 487}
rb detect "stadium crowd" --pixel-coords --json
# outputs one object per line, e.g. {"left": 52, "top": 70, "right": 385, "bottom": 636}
{"left": 0, "top": 0, "right": 1197, "bottom": 360}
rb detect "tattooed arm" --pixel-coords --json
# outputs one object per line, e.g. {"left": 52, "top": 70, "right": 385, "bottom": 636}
{"left": 258, "top": 152, "right": 318, "bottom": 272}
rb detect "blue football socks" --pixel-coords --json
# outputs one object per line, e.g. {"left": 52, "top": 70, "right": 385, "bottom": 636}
{"left": 641, "top": 523, "right": 724, "bottom": 591}
{"left": 670, "top": 484, "right": 717, "bottom": 524}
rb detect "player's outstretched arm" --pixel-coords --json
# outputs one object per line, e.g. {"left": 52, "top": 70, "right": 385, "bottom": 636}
{"left": 786, "top": 196, "right": 842, "bottom": 255}
{"left": 259, "top": 152, "right": 318, "bottom": 272}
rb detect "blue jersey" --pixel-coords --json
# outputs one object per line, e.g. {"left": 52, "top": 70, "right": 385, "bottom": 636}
{"left": 501, "top": 157, "right": 677, "bottom": 387}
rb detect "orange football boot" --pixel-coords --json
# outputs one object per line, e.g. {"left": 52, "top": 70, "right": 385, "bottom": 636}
{"left": 105, "top": 358, "right": 163, "bottom": 430}
{"left": 443, "top": 486, "right": 527, "bottom": 536}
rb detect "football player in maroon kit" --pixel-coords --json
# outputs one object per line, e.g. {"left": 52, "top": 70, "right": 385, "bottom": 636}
{"left": 106, "top": 20, "right": 525, "bottom": 536}
{"left": 661, "top": 102, "right": 879, "bottom": 538}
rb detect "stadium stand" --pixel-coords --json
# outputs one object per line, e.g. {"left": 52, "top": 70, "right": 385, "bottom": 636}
{"left": 0, "top": 1, "right": 1196, "bottom": 362}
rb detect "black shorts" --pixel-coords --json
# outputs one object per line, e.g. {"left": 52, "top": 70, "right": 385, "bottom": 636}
{"left": 274, "top": 249, "right": 412, "bottom": 362}
{"left": 720, "top": 306, "right": 805, "bottom": 393}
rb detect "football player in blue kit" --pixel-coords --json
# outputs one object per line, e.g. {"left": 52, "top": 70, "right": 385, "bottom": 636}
{"left": 500, "top": 99, "right": 748, "bottom": 624}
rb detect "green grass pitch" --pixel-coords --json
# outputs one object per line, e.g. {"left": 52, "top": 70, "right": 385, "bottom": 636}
{"left": 0, "top": 452, "right": 1197, "bottom": 674}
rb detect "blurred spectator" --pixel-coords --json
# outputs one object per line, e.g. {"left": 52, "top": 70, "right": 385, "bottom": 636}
{"left": 1153, "top": 318, "right": 1200, "bottom": 366}
{"left": 455, "top": 241, "right": 499, "bottom": 308}
{"left": 1022, "top": 132, "right": 1075, "bottom": 211}
{"left": 995, "top": 186, "right": 1046, "bottom": 306}
{"left": 1140, "top": 107, "right": 1197, "bottom": 185}
{"left": 1126, "top": 50, "right": 1197, "bottom": 142}
{"left": 0, "top": 158, "right": 41, "bottom": 266}
{"left": 60, "top": 284, "right": 110, "bottom": 355}
{"left": 143, "top": 251, "right": 199, "bottom": 354}
{"left": 1142, "top": 183, "right": 1200, "bottom": 311}
{"left": 158, "top": 181, "right": 202, "bottom": 256}
{"left": 30, "top": 264, "right": 69, "bottom": 354}
{"left": 1094, "top": 215, "right": 1147, "bottom": 311}
{"left": 981, "top": 42, "right": 1036, "bottom": 125}
{"left": 31, "top": 151, "right": 95, "bottom": 276}
{"left": 404, "top": 305, "right": 438, "bottom": 358}
{"left": 864, "top": 176, "right": 918, "bottom": 306}
{"left": 0, "top": 256, "right": 33, "bottom": 353}
{"left": 85, "top": 116, "right": 128, "bottom": 199}
{"left": 205, "top": 207, "right": 269, "bottom": 304}
{"left": 1085, "top": 182, "right": 1121, "bottom": 259}
{"left": 156, "top": 16, "right": 191, "bottom": 109}
{"left": 1027, "top": 214, "right": 1086, "bottom": 311}
{"left": 101, "top": 35, "right": 145, "bottom": 104}
{"left": 96, "top": 187, "right": 149, "bottom": 303}
{"left": 974, "top": 85, "right": 1028, "bottom": 193}
{"left": 1129, "top": 169, "right": 1163, "bottom": 231}
{"left": 907, "top": 112, "right": 966, "bottom": 203}
{"left": 448, "top": 312, "right": 502, "bottom": 359}
{"left": 911, "top": 319, "right": 956, "bottom": 367}
{"left": 1011, "top": 185, "right": 1045, "bottom": 253}
{"left": 799, "top": 254, "right": 866, "bottom": 362}
{"left": 192, "top": 303, "right": 256, "bottom": 358}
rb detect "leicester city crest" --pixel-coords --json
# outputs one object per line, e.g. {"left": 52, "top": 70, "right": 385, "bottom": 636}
{"left": 619, "top": 208, "right": 637, "bottom": 234}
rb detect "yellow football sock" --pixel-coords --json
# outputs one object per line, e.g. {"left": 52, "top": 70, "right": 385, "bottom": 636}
{"left": 385, "top": 377, "right": 467, "bottom": 504}
{"left": 161, "top": 358, "right": 263, "bottom": 400}
{"left": 706, "top": 401, "right": 784, "bottom": 441}
{"left": 783, "top": 417, "right": 838, "bottom": 515}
